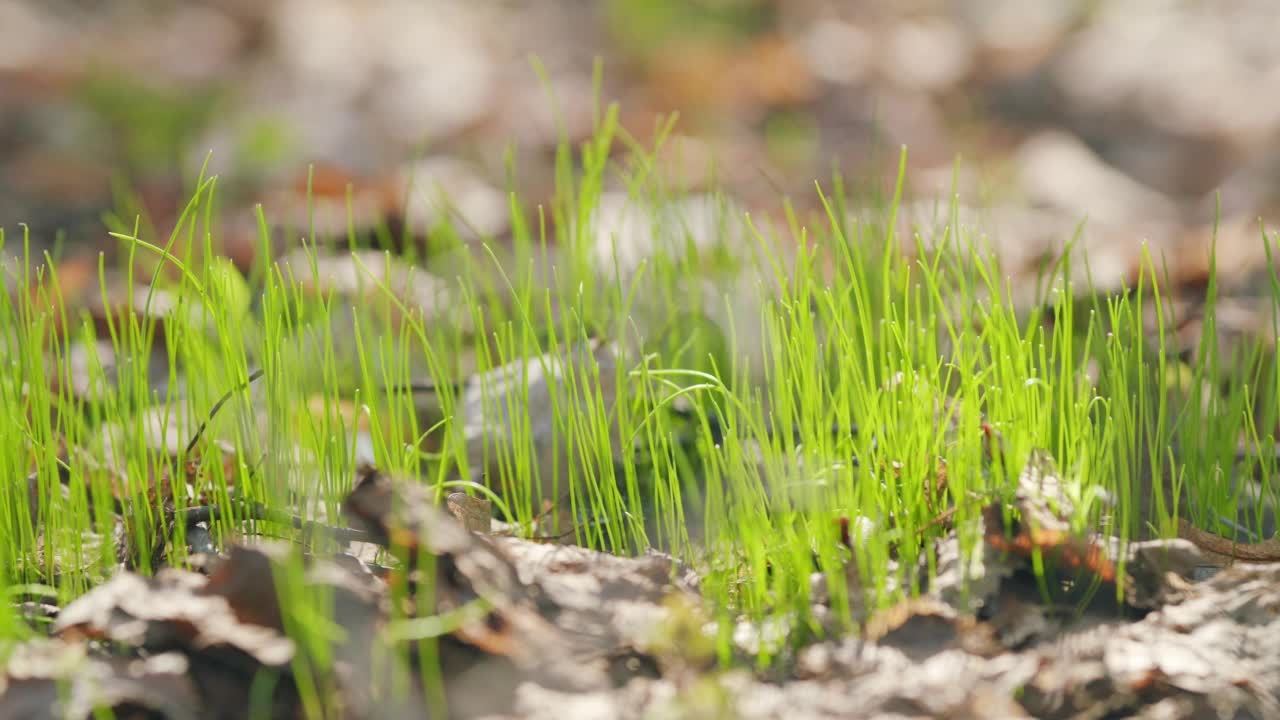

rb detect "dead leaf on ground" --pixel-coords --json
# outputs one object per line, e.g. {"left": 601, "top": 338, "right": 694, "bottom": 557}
{"left": 983, "top": 448, "right": 1117, "bottom": 583}
{"left": 55, "top": 569, "right": 295, "bottom": 668}
{"left": 1, "top": 639, "right": 200, "bottom": 720}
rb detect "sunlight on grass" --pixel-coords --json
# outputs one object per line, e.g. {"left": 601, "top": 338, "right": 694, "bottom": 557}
{"left": 3, "top": 103, "right": 1279, "bottom": 705}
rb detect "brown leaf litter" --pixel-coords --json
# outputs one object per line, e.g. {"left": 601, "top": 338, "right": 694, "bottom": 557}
{"left": 7, "top": 458, "right": 1280, "bottom": 718}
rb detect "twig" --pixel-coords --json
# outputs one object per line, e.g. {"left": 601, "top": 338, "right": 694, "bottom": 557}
{"left": 183, "top": 500, "right": 372, "bottom": 544}
{"left": 184, "top": 368, "right": 265, "bottom": 456}
{"left": 1176, "top": 518, "right": 1280, "bottom": 563}
{"left": 915, "top": 506, "right": 959, "bottom": 537}
{"left": 377, "top": 378, "right": 466, "bottom": 395}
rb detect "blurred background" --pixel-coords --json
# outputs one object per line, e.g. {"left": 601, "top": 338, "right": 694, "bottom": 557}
{"left": 3, "top": 0, "right": 1280, "bottom": 301}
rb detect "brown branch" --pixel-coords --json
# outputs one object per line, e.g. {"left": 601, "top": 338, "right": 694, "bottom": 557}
{"left": 182, "top": 500, "right": 372, "bottom": 544}
{"left": 1176, "top": 519, "right": 1280, "bottom": 563}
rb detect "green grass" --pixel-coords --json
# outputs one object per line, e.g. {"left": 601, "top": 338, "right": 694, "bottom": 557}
{"left": 3, "top": 103, "right": 1280, "bottom": 709}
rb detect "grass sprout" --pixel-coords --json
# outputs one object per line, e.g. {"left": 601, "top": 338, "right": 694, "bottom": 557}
{"left": 3, "top": 109, "right": 1279, "bottom": 694}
